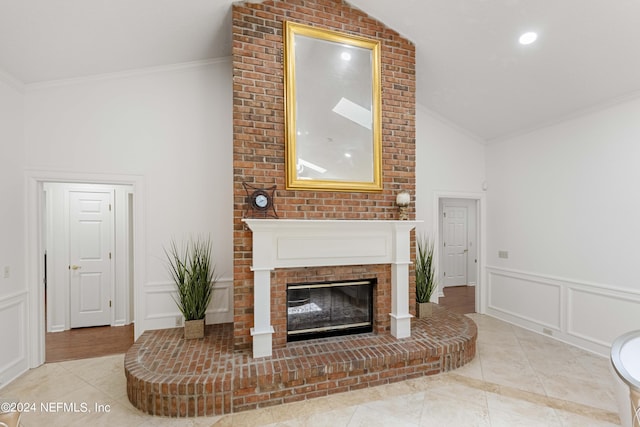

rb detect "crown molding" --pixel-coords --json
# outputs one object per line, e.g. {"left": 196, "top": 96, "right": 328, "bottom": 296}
{"left": 417, "top": 103, "right": 486, "bottom": 146}
{"left": 25, "top": 57, "right": 231, "bottom": 91}
{"left": 486, "top": 89, "right": 640, "bottom": 145}
{"left": 0, "top": 68, "right": 25, "bottom": 92}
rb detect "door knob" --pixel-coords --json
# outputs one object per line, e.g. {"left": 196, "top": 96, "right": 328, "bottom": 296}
{"left": 71, "top": 265, "right": 81, "bottom": 270}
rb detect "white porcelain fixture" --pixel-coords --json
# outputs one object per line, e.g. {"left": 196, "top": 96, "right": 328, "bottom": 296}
{"left": 242, "top": 219, "right": 420, "bottom": 358}
{"left": 611, "top": 330, "right": 640, "bottom": 427}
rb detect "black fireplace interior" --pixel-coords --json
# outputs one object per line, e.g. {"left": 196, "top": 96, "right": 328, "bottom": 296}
{"left": 287, "top": 279, "right": 375, "bottom": 342}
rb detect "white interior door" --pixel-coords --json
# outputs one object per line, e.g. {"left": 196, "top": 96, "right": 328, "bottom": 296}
{"left": 443, "top": 205, "right": 468, "bottom": 287}
{"left": 69, "top": 191, "right": 113, "bottom": 328}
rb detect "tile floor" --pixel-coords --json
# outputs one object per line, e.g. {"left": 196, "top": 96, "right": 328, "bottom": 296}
{"left": 1, "top": 314, "right": 622, "bottom": 426}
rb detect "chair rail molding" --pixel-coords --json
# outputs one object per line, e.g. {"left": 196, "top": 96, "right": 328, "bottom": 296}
{"left": 486, "top": 265, "right": 640, "bottom": 356}
{"left": 0, "top": 290, "right": 29, "bottom": 388}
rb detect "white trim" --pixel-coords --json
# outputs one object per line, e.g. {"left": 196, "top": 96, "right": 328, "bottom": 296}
{"left": 25, "top": 169, "right": 146, "bottom": 369}
{"left": 0, "top": 68, "right": 25, "bottom": 92}
{"left": 432, "top": 191, "right": 486, "bottom": 314}
{"left": 143, "top": 278, "right": 234, "bottom": 325}
{"left": 0, "top": 291, "right": 28, "bottom": 389}
{"left": 417, "top": 103, "right": 486, "bottom": 145}
{"left": 486, "top": 89, "right": 640, "bottom": 144}
{"left": 243, "top": 219, "right": 420, "bottom": 358}
{"left": 44, "top": 183, "right": 128, "bottom": 331}
{"left": 486, "top": 266, "right": 640, "bottom": 356}
{"left": 25, "top": 57, "right": 231, "bottom": 91}
{"left": 486, "top": 266, "right": 640, "bottom": 297}
{"left": 487, "top": 269, "right": 562, "bottom": 330}
{"left": 0, "top": 290, "right": 29, "bottom": 303}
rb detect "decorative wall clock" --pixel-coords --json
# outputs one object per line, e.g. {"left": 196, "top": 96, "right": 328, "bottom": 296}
{"left": 243, "top": 182, "right": 278, "bottom": 218}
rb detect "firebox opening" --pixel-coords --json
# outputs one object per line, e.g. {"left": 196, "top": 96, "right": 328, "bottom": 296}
{"left": 287, "top": 278, "right": 375, "bottom": 342}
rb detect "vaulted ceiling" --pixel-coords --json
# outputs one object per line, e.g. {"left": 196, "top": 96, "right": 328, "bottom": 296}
{"left": 1, "top": 0, "right": 639, "bottom": 142}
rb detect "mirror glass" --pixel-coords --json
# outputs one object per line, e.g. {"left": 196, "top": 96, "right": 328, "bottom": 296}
{"left": 284, "top": 22, "right": 382, "bottom": 192}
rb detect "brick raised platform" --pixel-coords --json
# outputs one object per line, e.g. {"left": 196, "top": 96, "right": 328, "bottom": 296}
{"left": 124, "top": 305, "right": 477, "bottom": 417}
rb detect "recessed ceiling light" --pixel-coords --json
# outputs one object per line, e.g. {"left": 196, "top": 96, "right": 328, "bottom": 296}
{"left": 519, "top": 32, "right": 538, "bottom": 45}
{"left": 341, "top": 52, "right": 351, "bottom": 61}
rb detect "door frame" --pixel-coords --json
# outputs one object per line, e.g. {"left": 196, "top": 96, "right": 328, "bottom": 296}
{"left": 26, "top": 170, "right": 146, "bottom": 368}
{"left": 433, "top": 191, "right": 486, "bottom": 314}
{"left": 440, "top": 201, "right": 472, "bottom": 288}
{"left": 45, "top": 183, "right": 131, "bottom": 331}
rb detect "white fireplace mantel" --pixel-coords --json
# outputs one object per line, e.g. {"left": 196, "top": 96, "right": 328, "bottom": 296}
{"left": 243, "top": 219, "right": 421, "bottom": 358}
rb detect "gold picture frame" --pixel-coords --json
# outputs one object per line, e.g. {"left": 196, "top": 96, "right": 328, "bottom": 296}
{"left": 284, "top": 22, "right": 382, "bottom": 192}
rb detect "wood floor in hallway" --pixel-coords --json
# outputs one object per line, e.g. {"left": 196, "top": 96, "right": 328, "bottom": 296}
{"left": 45, "top": 324, "right": 134, "bottom": 363}
{"left": 438, "top": 285, "right": 476, "bottom": 314}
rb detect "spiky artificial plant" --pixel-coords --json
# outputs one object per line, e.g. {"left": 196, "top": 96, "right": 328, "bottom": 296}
{"left": 165, "top": 236, "right": 215, "bottom": 321}
{"left": 415, "top": 235, "right": 437, "bottom": 304}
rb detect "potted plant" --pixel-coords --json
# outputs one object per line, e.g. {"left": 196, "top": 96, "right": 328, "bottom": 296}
{"left": 415, "top": 234, "right": 437, "bottom": 318}
{"left": 165, "top": 236, "right": 215, "bottom": 339}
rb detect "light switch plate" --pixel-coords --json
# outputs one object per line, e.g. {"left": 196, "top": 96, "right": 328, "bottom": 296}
{"left": 498, "top": 251, "right": 509, "bottom": 259}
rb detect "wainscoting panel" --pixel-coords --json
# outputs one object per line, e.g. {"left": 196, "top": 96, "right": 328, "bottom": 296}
{"left": 487, "top": 268, "right": 561, "bottom": 329}
{"left": 0, "top": 291, "right": 28, "bottom": 389}
{"left": 143, "top": 279, "right": 233, "bottom": 330}
{"left": 486, "top": 266, "right": 640, "bottom": 356}
{"left": 567, "top": 287, "right": 640, "bottom": 347}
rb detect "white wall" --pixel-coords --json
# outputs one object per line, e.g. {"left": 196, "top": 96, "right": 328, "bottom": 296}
{"left": 415, "top": 105, "right": 486, "bottom": 302}
{"left": 0, "top": 73, "right": 28, "bottom": 388}
{"left": 486, "top": 97, "right": 640, "bottom": 355}
{"left": 24, "top": 59, "right": 234, "bottom": 332}
{"left": 415, "top": 105, "right": 486, "bottom": 233}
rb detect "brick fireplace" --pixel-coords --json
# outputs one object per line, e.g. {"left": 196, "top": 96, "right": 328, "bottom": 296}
{"left": 233, "top": 0, "right": 416, "bottom": 352}
{"left": 123, "top": 2, "right": 481, "bottom": 417}
{"left": 243, "top": 219, "right": 418, "bottom": 358}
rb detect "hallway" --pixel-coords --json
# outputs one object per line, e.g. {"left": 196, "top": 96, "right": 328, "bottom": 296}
{"left": 439, "top": 285, "right": 476, "bottom": 315}
{"left": 45, "top": 324, "right": 133, "bottom": 363}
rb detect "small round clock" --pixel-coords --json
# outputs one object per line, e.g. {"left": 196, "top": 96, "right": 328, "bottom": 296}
{"left": 243, "top": 182, "right": 278, "bottom": 218}
{"left": 251, "top": 190, "right": 271, "bottom": 211}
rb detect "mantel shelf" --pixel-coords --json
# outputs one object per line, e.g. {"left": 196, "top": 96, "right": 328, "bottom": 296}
{"left": 243, "top": 218, "right": 422, "bottom": 358}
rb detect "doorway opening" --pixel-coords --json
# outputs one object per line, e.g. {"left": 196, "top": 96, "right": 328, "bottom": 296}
{"left": 43, "top": 182, "right": 134, "bottom": 362}
{"left": 26, "top": 171, "right": 145, "bottom": 368}
{"left": 434, "top": 193, "right": 485, "bottom": 314}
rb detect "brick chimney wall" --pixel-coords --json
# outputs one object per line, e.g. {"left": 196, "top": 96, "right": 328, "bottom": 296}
{"left": 232, "top": 0, "right": 416, "bottom": 351}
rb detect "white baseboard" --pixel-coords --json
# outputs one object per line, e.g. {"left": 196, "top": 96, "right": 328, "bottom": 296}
{"left": 142, "top": 278, "right": 233, "bottom": 331}
{"left": 0, "top": 291, "right": 29, "bottom": 390}
{"left": 486, "top": 266, "right": 640, "bottom": 357}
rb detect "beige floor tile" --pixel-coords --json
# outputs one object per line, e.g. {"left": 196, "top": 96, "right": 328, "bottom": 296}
{"left": 554, "top": 407, "right": 621, "bottom": 426}
{"left": 451, "top": 352, "right": 484, "bottom": 380}
{"left": 268, "top": 397, "right": 335, "bottom": 423}
{"left": 479, "top": 358, "right": 547, "bottom": 395}
{"left": 261, "top": 406, "right": 357, "bottom": 427}
{"left": 419, "top": 393, "right": 491, "bottom": 427}
{"left": 347, "top": 399, "right": 421, "bottom": 427}
{"left": 325, "top": 385, "right": 387, "bottom": 409}
{"left": 227, "top": 406, "right": 276, "bottom": 426}
{"left": 537, "top": 372, "right": 618, "bottom": 413}
{"left": 1, "top": 314, "right": 624, "bottom": 427}
{"left": 486, "top": 392, "right": 562, "bottom": 427}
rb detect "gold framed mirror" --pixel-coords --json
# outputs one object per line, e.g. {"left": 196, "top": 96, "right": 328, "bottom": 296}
{"left": 284, "top": 22, "right": 382, "bottom": 192}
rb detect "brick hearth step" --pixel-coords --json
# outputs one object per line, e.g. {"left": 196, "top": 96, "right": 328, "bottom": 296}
{"left": 124, "top": 305, "right": 477, "bottom": 417}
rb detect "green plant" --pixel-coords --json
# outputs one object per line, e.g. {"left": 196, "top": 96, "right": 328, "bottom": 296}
{"left": 415, "top": 235, "right": 437, "bottom": 304}
{"left": 165, "top": 236, "right": 215, "bottom": 321}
